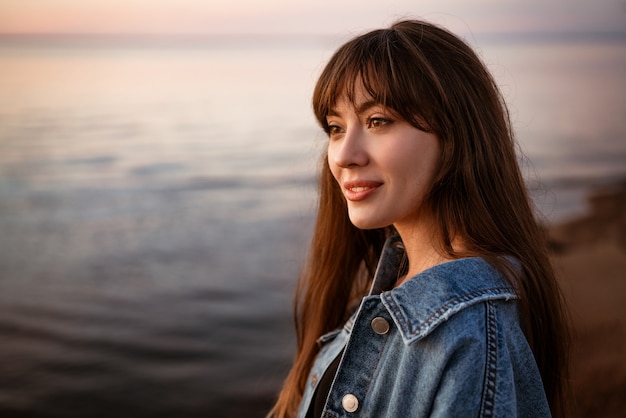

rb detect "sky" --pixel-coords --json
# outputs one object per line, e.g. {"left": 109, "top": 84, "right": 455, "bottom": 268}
{"left": 0, "top": 0, "right": 625, "bottom": 36}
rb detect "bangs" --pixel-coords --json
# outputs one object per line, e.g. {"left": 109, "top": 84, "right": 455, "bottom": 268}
{"left": 312, "top": 29, "right": 434, "bottom": 133}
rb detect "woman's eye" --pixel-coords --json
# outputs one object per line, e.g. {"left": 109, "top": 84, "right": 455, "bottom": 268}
{"left": 367, "top": 117, "right": 391, "bottom": 129}
{"left": 327, "top": 124, "right": 343, "bottom": 135}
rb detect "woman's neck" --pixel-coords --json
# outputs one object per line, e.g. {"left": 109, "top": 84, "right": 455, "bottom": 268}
{"left": 393, "top": 219, "right": 460, "bottom": 287}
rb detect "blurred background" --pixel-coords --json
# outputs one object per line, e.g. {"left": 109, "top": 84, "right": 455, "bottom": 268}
{"left": 0, "top": 1, "right": 624, "bottom": 417}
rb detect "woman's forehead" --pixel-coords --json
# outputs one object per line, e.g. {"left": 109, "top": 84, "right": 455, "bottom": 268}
{"left": 326, "top": 78, "right": 384, "bottom": 112}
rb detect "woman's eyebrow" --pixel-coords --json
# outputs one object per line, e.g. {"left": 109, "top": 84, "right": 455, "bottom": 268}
{"left": 326, "top": 100, "right": 381, "bottom": 119}
{"left": 355, "top": 100, "right": 380, "bottom": 115}
{"left": 326, "top": 108, "right": 340, "bottom": 118}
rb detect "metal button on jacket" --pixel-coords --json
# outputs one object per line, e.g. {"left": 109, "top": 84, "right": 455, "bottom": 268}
{"left": 371, "top": 317, "right": 390, "bottom": 335}
{"left": 341, "top": 394, "right": 359, "bottom": 412}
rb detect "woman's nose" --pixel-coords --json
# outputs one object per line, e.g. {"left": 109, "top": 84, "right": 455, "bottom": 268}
{"left": 330, "top": 128, "right": 369, "bottom": 168}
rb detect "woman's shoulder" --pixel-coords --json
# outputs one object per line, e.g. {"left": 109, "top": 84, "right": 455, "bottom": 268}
{"left": 379, "top": 257, "right": 519, "bottom": 345}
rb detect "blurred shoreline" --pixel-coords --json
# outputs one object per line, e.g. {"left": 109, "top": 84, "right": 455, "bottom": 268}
{"left": 548, "top": 178, "right": 626, "bottom": 251}
{"left": 548, "top": 179, "right": 626, "bottom": 416}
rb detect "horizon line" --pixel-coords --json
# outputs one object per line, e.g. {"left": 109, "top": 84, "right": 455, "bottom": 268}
{"left": 0, "top": 30, "right": 624, "bottom": 47}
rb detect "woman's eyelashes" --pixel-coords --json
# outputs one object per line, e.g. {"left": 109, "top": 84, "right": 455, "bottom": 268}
{"left": 326, "top": 123, "right": 344, "bottom": 136}
{"left": 366, "top": 116, "right": 392, "bottom": 129}
{"left": 325, "top": 115, "right": 393, "bottom": 136}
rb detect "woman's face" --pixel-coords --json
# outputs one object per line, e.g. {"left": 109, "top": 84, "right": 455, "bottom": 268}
{"left": 326, "top": 86, "right": 441, "bottom": 231}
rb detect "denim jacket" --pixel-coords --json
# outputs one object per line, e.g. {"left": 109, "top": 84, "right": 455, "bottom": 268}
{"left": 298, "top": 235, "right": 551, "bottom": 417}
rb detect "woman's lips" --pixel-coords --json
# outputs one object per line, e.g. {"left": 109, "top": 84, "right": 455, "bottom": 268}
{"left": 343, "top": 180, "right": 382, "bottom": 201}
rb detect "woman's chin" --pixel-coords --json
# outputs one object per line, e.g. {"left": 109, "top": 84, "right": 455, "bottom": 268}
{"left": 348, "top": 216, "right": 389, "bottom": 231}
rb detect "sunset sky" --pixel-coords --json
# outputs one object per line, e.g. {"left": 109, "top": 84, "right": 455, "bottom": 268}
{"left": 0, "top": 0, "right": 624, "bottom": 35}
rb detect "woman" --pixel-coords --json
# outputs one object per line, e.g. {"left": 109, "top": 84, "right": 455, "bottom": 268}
{"left": 269, "top": 19, "right": 570, "bottom": 417}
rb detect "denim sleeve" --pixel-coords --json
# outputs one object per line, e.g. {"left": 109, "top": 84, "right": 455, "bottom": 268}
{"left": 425, "top": 300, "right": 550, "bottom": 418}
{"left": 426, "top": 304, "right": 489, "bottom": 417}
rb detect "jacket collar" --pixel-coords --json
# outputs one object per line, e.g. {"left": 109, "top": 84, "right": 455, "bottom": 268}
{"left": 369, "top": 235, "right": 518, "bottom": 345}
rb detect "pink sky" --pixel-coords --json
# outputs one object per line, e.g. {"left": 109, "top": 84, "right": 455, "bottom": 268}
{"left": 0, "top": 0, "right": 624, "bottom": 35}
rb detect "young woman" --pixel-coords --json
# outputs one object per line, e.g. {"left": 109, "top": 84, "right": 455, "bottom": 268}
{"left": 269, "top": 19, "right": 570, "bottom": 417}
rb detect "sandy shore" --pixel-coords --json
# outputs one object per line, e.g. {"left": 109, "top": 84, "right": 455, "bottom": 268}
{"left": 548, "top": 181, "right": 626, "bottom": 416}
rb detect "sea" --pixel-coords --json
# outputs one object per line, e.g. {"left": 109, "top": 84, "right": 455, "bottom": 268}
{"left": 0, "top": 33, "right": 624, "bottom": 417}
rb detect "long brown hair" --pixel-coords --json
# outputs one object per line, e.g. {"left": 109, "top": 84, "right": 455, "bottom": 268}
{"left": 269, "top": 19, "right": 570, "bottom": 417}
